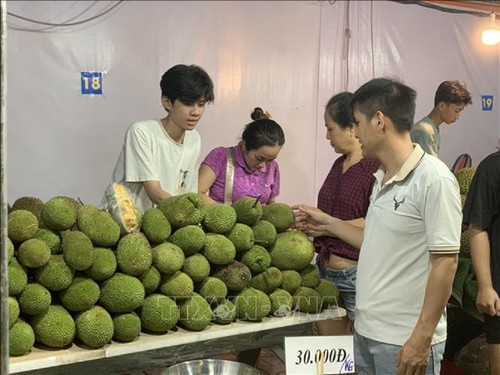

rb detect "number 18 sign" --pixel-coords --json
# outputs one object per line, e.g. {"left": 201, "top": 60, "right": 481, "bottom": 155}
{"left": 81, "top": 71, "right": 103, "bottom": 95}
{"left": 285, "top": 335, "right": 354, "bottom": 374}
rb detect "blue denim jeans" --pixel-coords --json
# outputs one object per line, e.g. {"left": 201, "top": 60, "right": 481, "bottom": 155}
{"left": 320, "top": 265, "right": 357, "bottom": 320}
{"left": 354, "top": 331, "right": 445, "bottom": 375}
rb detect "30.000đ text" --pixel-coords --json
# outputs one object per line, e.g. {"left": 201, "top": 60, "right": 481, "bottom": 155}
{"left": 295, "top": 348, "right": 348, "bottom": 365}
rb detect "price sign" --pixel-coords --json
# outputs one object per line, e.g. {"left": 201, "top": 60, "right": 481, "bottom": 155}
{"left": 81, "top": 71, "right": 103, "bottom": 95}
{"left": 481, "top": 95, "right": 494, "bottom": 111}
{"left": 285, "top": 335, "right": 354, "bottom": 374}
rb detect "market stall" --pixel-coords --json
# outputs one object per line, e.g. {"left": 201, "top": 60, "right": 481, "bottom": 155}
{"left": 10, "top": 309, "right": 345, "bottom": 375}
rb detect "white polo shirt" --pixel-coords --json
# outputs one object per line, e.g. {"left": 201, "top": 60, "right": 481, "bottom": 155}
{"left": 103, "top": 120, "right": 201, "bottom": 212}
{"left": 355, "top": 144, "right": 462, "bottom": 346}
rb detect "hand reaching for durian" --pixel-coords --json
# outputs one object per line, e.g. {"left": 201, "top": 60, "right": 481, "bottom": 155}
{"left": 292, "top": 204, "right": 308, "bottom": 232}
{"left": 291, "top": 204, "right": 334, "bottom": 237}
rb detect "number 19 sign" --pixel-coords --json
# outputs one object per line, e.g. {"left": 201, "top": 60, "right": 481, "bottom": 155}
{"left": 81, "top": 71, "right": 103, "bottom": 95}
{"left": 285, "top": 335, "right": 354, "bottom": 374}
{"left": 482, "top": 95, "right": 494, "bottom": 111}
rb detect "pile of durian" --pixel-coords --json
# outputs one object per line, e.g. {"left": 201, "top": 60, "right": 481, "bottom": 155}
{"left": 6, "top": 186, "right": 339, "bottom": 356}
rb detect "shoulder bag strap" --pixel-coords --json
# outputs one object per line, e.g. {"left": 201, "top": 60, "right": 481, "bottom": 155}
{"left": 224, "top": 147, "right": 235, "bottom": 204}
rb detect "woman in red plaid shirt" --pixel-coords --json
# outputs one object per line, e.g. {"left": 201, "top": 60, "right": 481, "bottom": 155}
{"left": 296, "top": 92, "right": 379, "bottom": 335}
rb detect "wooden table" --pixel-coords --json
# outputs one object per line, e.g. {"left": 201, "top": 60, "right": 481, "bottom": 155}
{"left": 9, "top": 308, "right": 346, "bottom": 375}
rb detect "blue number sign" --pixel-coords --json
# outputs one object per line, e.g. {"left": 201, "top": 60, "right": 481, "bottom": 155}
{"left": 481, "top": 95, "right": 494, "bottom": 111}
{"left": 81, "top": 71, "right": 103, "bottom": 95}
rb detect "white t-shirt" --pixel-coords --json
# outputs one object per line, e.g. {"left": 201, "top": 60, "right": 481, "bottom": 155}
{"left": 103, "top": 120, "right": 201, "bottom": 212}
{"left": 354, "top": 144, "right": 462, "bottom": 346}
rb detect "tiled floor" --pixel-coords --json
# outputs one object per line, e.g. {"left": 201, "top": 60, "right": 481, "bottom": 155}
{"left": 254, "top": 347, "right": 286, "bottom": 375}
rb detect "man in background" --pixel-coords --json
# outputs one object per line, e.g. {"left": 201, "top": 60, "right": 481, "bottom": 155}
{"left": 411, "top": 80, "right": 472, "bottom": 157}
{"left": 463, "top": 148, "right": 500, "bottom": 375}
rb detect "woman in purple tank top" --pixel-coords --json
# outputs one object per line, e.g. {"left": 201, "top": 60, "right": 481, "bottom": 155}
{"left": 198, "top": 107, "right": 286, "bottom": 367}
{"left": 199, "top": 107, "right": 285, "bottom": 205}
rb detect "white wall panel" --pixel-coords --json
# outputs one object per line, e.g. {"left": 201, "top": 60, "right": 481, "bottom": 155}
{"left": 314, "top": 1, "right": 500, "bottom": 201}
{"left": 7, "top": 1, "right": 321, "bottom": 205}
{"left": 6, "top": 0, "right": 500, "bottom": 209}
{"left": 368, "top": 1, "right": 500, "bottom": 168}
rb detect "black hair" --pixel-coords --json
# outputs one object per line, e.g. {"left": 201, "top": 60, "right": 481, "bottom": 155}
{"left": 351, "top": 78, "right": 416, "bottom": 133}
{"left": 242, "top": 107, "right": 285, "bottom": 151}
{"left": 434, "top": 80, "right": 472, "bottom": 107}
{"left": 160, "top": 64, "right": 215, "bottom": 104}
{"left": 325, "top": 92, "right": 355, "bottom": 129}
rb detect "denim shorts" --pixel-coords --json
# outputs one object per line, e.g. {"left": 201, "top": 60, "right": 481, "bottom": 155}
{"left": 354, "top": 331, "right": 445, "bottom": 375}
{"left": 319, "top": 265, "right": 356, "bottom": 320}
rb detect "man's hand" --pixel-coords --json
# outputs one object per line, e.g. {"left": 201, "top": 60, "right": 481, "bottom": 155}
{"left": 291, "top": 204, "right": 334, "bottom": 237}
{"left": 292, "top": 204, "right": 309, "bottom": 232}
{"left": 476, "top": 286, "right": 500, "bottom": 316}
{"left": 395, "top": 336, "right": 430, "bottom": 375}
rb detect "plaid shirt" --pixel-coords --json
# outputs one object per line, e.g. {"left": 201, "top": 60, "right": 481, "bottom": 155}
{"left": 315, "top": 155, "right": 380, "bottom": 264}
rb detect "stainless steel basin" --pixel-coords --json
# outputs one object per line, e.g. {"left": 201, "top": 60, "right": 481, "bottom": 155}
{"left": 162, "top": 359, "right": 260, "bottom": 375}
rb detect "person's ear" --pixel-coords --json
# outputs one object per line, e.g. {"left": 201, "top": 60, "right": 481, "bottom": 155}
{"left": 348, "top": 123, "right": 357, "bottom": 136}
{"left": 162, "top": 96, "right": 172, "bottom": 111}
{"left": 374, "top": 111, "right": 385, "bottom": 129}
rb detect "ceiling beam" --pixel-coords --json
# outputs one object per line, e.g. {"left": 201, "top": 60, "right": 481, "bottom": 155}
{"left": 422, "top": 0, "right": 500, "bottom": 13}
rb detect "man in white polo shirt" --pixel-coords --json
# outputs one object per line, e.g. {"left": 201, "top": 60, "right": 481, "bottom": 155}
{"left": 296, "top": 78, "right": 461, "bottom": 375}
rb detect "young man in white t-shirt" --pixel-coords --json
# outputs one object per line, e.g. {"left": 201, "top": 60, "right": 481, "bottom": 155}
{"left": 103, "top": 64, "right": 214, "bottom": 212}
{"left": 295, "top": 78, "right": 461, "bottom": 375}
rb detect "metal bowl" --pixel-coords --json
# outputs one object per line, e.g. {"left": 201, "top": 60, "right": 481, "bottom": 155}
{"left": 162, "top": 359, "right": 260, "bottom": 375}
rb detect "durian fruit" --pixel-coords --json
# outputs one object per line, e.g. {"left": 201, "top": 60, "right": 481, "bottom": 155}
{"left": 11, "top": 196, "right": 45, "bottom": 225}
{"left": 157, "top": 193, "right": 205, "bottom": 229}
{"left": 102, "top": 183, "right": 141, "bottom": 234}
{"left": 455, "top": 167, "right": 476, "bottom": 195}
{"left": 261, "top": 203, "right": 295, "bottom": 233}
{"left": 460, "top": 229, "right": 471, "bottom": 258}
{"left": 460, "top": 194, "right": 467, "bottom": 209}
